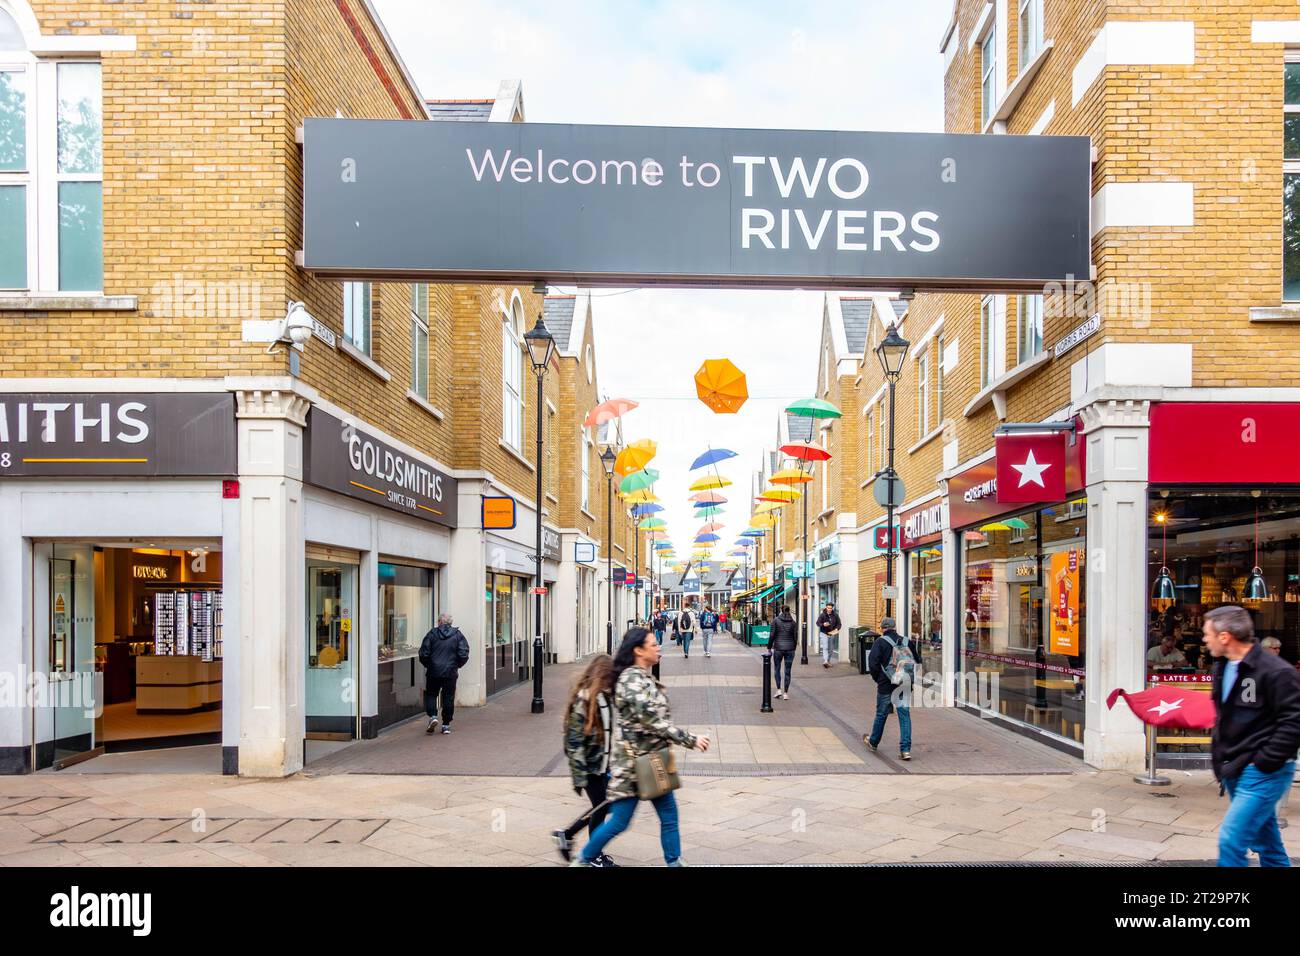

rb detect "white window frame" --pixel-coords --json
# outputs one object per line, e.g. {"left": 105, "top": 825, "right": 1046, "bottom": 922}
{"left": 343, "top": 281, "right": 372, "bottom": 355}
{"left": 409, "top": 283, "right": 429, "bottom": 399}
{"left": 581, "top": 428, "right": 591, "bottom": 512}
{"left": 936, "top": 333, "right": 946, "bottom": 421}
{"left": 864, "top": 408, "right": 874, "bottom": 476}
{"left": 1017, "top": 0, "right": 1043, "bottom": 73}
{"left": 981, "top": 29, "right": 996, "bottom": 128}
{"left": 1285, "top": 54, "right": 1300, "bottom": 302}
{"left": 916, "top": 350, "right": 929, "bottom": 435}
{"left": 501, "top": 296, "right": 524, "bottom": 450}
{"left": 1017, "top": 294, "right": 1044, "bottom": 363}
{"left": 980, "top": 296, "right": 996, "bottom": 388}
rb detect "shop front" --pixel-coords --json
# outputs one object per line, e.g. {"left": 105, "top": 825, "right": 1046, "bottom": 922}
{"left": 948, "top": 433, "right": 1088, "bottom": 752}
{"left": 900, "top": 496, "right": 948, "bottom": 678}
{"left": 813, "top": 537, "right": 839, "bottom": 611}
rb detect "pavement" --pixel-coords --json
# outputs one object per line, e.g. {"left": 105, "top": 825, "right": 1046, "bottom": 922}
{"left": 6, "top": 630, "right": 1295, "bottom": 866}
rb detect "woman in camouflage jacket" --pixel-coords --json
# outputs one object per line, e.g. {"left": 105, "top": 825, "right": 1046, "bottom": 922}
{"left": 572, "top": 628, "right": 710, "bottom": 866}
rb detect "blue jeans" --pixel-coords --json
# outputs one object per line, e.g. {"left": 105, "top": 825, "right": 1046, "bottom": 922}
{"left": 654, "top": 628, "right": 664, "bottom": 645}
{"left": 579, "top": 792, "right": 681, "bottom": 864}
{"left": 681, "top": 632, "right": 693, "bottom": 655}
{"left": 869, "top": 685, "right": 911, "bottom": 753}
{"left": 1219, "top": 761, "right": 1295, "bottom": 867}
{"left": 702, "top": 629, "right": 715, "bottom": 654}
{"left": 773, "top": 649, "right": 795, "bottom": 690}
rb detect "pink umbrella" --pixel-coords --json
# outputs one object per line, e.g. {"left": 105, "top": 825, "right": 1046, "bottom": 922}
{"left": 690, "top": 492, "right": 728, "bottom": 504}
{"left": 697, "top": 522, "right": 724, "bottom": 534}
{"left": 584, "top": 397, "right": 639, "bottom": 428}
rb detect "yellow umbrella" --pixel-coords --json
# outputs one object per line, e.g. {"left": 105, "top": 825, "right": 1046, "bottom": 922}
{"left": 753, "top": 501, "right": 788, "bottom": 514}
{"left": 689, "top": 475, "right": 732, "bottom": 491}
{"left": 749, "top": 513, "right": 779, "bottom": 528}
{"left": 694, "top": 358, "right": 749, "bottom": 414}
{"left": 770, "top": 467, "right": 814, "bottom": 485}
{"left": 759, "top": 487, "right": 802, "bottom": 502}
{"left": 622, "top": 489, "right": 659, "bottom": 504}
{"left": 614, "top": 439, "right": 657, "bottom": 479}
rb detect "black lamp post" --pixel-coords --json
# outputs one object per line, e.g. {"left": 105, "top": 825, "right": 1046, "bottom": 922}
{"left": 600, "top": 445, "right": 617, "bottom": 653}
{"left": 875, "top": 321, "right": 910, "bottom": 620}
{"left": 524, "top": 315, "right": 556, "bottom": 714}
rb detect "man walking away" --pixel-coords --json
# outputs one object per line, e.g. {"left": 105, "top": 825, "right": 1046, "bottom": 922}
{"left": 864, "top": 616, "right": 921, "bottom": 760}
{"left": 816, "top": 603, "right": 842, "bottom": 668}
{"left": 419, "top": 612, "right": 470, "bottom": 735}
{"left": 678, "top": 605, "right": 694, "bottom": 658}
{"left": 700, "top": 604, "right": 719, "bottom": 658}
{"left": 770, "top": 605, "right": 798, "bottom": 700}
{"left": 1203, "top": 605, "right": 1300, "bottom": 867}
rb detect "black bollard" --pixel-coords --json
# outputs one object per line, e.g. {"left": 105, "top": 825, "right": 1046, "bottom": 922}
{"left": 761, "top": 651, "right": 774, "bottom": 714}
{"left": 653, "top": 659, "right": 661, "bottom": 681}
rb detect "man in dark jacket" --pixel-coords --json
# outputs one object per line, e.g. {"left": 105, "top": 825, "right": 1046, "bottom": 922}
{"left": 770, "top": 605, "right": 799, "bottom": 699}
{"left": 419, "top": 612, "right": 470, "bottom": 735}
{"left": 864, "top": 617, "right": 922, "bottom": 761}
{"left": 816, "top": 603, "right": 842, "bottom": 669}
{"left": 1204, "top": 605, "right": 1300, "bottom": 867}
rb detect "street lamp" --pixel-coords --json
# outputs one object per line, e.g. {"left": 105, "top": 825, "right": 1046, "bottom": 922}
{"left": 600, "top": 444, "right": 617, "bottom": 653}
{"left": 875, "top": 321, "right": 910, "bottom": 620}
{"left": 524, "top": 315, "right": 556, "bottom": 714}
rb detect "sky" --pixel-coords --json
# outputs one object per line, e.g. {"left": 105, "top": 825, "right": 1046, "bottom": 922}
{"left": 374, "top": 0, "right": 950, "bottom": 574}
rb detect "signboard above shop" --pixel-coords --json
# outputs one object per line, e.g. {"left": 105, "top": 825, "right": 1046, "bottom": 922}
{"left": 302, "top": 119, "right": 1090, "bottom": 292}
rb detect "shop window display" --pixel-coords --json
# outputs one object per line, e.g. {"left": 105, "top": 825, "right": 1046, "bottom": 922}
{"left": 378, "top": 563, "right": 433, "bottom": 662}
{"left": 960, "top": 499, "right": 1087, "bottom": 746}
{"left": 908, "top": 547, "right": 943, "bottom": 677}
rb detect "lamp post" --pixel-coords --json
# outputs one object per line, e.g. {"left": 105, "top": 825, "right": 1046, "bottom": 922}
{"left": 799, "top": 460, "right": 810, "bottom": 666}
{"left": 600, "top": 445, "right": 617, "bottom": 654}
{"left": 524, "top": 315, "right": 556, "bottom": 714}
{"left": 875, "top": 321, "right": 910, "bottom": 620}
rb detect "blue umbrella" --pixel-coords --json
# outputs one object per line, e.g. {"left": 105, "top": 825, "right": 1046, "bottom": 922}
{"left": 654, "top": 542, "right": 673, "bottom": 550}
{"left": 741, "top": 529, "right": 765, "bottom": 537}
{"left": 695, "top": 533, "right": 721, "bottom": 543}
{"left": 733, "top": 539, "right": 755, "bottom": 547}
{"left": 690, "top": 448, "right": 738, "bottom": 470}
{"left": 631, "top": 503, "right": 664, "bottom": 516}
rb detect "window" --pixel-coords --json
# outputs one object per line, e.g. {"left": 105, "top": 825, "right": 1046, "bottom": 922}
{"left": 981, "top": 29, "right": 996, "bottom": 127}
{"left": 0, "top": 26, "right": 104, "bottom": 292}
{"left": 980, "top": 296, "right": 996, "bottom": 388}
{"left": 343, "top": 282, "right": 372, "bottom": 355}
{"left": 1018, "top": 0, "right": 1043, "bottom": 72}
{"left": 936, "top": 333, "right": 946, "bottom": 421}
{"left": 1018, "top": 294, "right": 1044, "bottom": 363}
{"left": 876, "top": 397, "right": 885, "bottom": 471}
{"left": 916, "top": 350, "right": 929, "bottom": 435}
{"left": 547, "top": 406, "right": 556, "bottom": 496}
{"left": 864, "top": 408, "right": 874, "bottom": 476}
{"left": 580, "top": 428, "right": 591, "bottom": 512}
{"left": 1285, "top": 59, "right": 1300, "bottom": 301}
{"left": 409, "top": 284, "right": 428, "bottom": 398}
{"left": 378, "top": 563, "right": 434, "bottom": 662}
{"left": 502, "top": 299, "right": 524, "bottom": 449}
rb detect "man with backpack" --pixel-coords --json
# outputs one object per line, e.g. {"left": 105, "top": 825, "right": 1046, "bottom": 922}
{"left": 699, "top": 604, "right": 719, "bottom": 658}
{"left": 863, "top": 616, "right": 920, "bottom": 760}
{"left": 677, "top": 605, "right": 695, "bottom": 657}
{"left": 419, "top": 612, "right": 470, "bottom": 735}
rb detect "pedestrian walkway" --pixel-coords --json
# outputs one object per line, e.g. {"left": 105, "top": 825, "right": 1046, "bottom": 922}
{"left": 304, "top": 629, "right": 1079, "bottom": 777}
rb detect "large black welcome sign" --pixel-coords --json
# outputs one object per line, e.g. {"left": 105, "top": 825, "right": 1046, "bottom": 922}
{"left": 302, "top": 119, "right": 1090, "bottom": 292}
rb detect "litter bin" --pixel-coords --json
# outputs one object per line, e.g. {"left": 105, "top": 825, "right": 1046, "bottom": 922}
{"left": 853, "top": 628, "right": 879, "bottom": 675}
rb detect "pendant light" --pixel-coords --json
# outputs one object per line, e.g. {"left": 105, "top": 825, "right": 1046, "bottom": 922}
{"left": 1245, "top": 504, "right": 1268, "bottom": 601}
{"left": 1151, "top": 512, "right": 1176, "bottom": 607}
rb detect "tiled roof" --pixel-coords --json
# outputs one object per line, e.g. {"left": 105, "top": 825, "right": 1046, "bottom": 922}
{"left": 425, "top": 99, "right": 493, "bottom": 121}
{"left": 838, "top": 297, "right": 873, "bottom": 354}
{"left": 543, "top": 296, "right": 577, "bottom": 354}
{"left": 891, "top": 299, "right": 909, "bottom": 322}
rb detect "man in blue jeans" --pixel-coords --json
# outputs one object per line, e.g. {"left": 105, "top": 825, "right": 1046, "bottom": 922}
{"left": 1204, "top": 605, "right": 1300, "bottom": 867}
{"left": 863, "top": 617, "right": 921, "bottom": 761}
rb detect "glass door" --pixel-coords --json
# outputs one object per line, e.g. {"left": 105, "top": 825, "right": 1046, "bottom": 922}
{"left": 305, "top": 561, "right": 358, "bottom": 738}
{"left": 42, "top": 543, "right": 102, "bottom": 769}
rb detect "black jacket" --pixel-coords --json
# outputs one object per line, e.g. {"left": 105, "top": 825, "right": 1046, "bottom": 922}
{"left": 419, "top": 624, "right": 470, "bottom": 680}
{"left": 867, "top": 629, "right": 922, "bottom": 690}
{"left": 1211, "top": 642, "right": 1300, "bottom": 781}
{"left": 769, "top": 610, "right": 798, "bottom": 651}
{"left": 816, "top": 610, "right": 841, "bottom": 634}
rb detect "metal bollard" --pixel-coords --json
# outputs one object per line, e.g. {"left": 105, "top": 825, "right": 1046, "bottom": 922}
{"left": 761, "top": 652, "right": 774, "bottom": 714}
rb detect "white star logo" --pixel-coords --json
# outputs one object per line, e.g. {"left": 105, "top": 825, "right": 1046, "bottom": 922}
{"left": 1011, "top": 449, "right": 1052, "bottom": 488}
{"left": 1147, "top": 698, "right": 1184, "bottom": 717}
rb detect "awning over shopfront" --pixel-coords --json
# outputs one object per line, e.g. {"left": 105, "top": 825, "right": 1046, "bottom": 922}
{"left": 747, "top": 584, "right": 780, "bottom": 603}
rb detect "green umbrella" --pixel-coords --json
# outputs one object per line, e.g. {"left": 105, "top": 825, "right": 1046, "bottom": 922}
{"left": 619, "top": 468, "right": 660, "bottom": 493}
{"left": 638, "top": 517, "right": 667, "bottom": 530}
{"left": 1004, "top": 517, "right": 1030, "bottom": 530}
{"left": 786, "top": 397, "right": 843, "bottom": 419}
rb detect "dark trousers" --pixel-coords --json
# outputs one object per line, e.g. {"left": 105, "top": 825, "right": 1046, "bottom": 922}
{"left": 425, "top": 674, "right": 457, "bottom": 724}
{"left": 564, "top": 774, "right": 610, "bottom": 840}
{"left": 773, "top": 649, "right": 795, "bottom": 690}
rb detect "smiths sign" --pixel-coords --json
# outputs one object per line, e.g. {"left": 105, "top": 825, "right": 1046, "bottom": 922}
{"left": 306, "top": 408, "right": 458, "bottom": 527}
{"left": 0, "top": 393, "right": 235, "bottom": 477}
{"left": 302, "top": 119, "right": 1090, "bottom": 292}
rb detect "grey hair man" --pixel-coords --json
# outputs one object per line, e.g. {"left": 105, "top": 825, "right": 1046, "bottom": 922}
{"left": 863, "top": 616, "right": 922, "bottom": 761}
{"left": 418, "top": 611, "right": 470, "bottom": 735}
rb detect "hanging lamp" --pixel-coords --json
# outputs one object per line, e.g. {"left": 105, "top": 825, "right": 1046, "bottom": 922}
{"left": 1151, "top": 511, "right": 1176, "bottom": 607}
{"left": 1245, "top": 504, "right": 1269, "bottom": 601}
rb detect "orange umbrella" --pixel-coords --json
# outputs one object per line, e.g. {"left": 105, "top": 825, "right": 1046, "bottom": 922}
{"left": 781, "top": 441, "right": 831, "bottom": 462}
{"left": 694, "top": 359, "right": 748, "bottom": 414}
{"left": 614, "top": 439, "right": 657, "bottom": 478}
{"left": 770, "top": 467, "right": 813, "bottom": 485}
{"left": 584, "top": 397, "right": 639, "bottom": 428}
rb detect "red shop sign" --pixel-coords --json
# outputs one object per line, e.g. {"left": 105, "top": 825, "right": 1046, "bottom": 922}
{"left": 900, "top": 498, "right": 948, "bottom": 549}
{"left": 1149, "top": 403, "right": 1300, "bottom": 484}
{"left": 948, "top": 422, "right": 1085, "bottom": 529}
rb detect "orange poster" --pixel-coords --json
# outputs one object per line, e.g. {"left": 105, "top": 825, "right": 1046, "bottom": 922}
{"left": 1049, "top": 550, "right": 1080, "bottom": 655}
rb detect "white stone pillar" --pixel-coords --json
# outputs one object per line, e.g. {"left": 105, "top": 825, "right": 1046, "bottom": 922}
{"left": 837, "top": 516, "right": 859, "bottom": 663}
{"left": 1080, "top": 399, "right": 1151, "bottom": 771}
{"left": 358, "top": 538, "right": 379, "bottom": 738}
{"left": 449, "top": 479, "right": 487, "bottom": 706}
{"left": 941, "top": 526, "right": 959, "bottom": 707}
{"left": 235, "top": 388, "right": 309, "bottom": 778}
{"left": 553, "top": 533, "right": 580, "bottom": 664}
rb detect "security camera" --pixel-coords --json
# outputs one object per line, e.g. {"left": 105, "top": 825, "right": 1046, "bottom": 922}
{"left": 267, "top": 300, "right": 316, "bottom": 353}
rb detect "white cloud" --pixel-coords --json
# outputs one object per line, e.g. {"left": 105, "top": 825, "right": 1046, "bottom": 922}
{"left": 372, "top": 0, "right": 948, "bottom": 565}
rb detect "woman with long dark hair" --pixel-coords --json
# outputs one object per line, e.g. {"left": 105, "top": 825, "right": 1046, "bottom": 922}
{"left": 553, "top": 654, "right": 617, "bottom": 865}
{"left": 571, "top": 628, "right": 710, "bottom": 866}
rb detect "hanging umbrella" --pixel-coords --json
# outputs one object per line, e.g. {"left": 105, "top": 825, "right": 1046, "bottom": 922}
{"left": 1004, "top": 517, "right": 1030, "bottom": 530}
{"left": 753, "top": 501, "right": 787, "bottom": 514}
{"left": 770, "top": 467, "right": 814, "bottom": 485}
{"left": 749, "top": 513, "right": 778, "bottom": 527}
{"left": 781, "top": 441, "right": 832, "bottom": 462}
{"left": 733, "top": 539, "right": 755, "bottom": 548}
{"left": 690, "top": 475, "right": 731, "bottom": 491}
{"left": 614, "top": 439, "right": 657, "bottom": 478}
{"left": 654, "top": 542, "right": 673, "bottom": 550}
{"left": 619, "top": 468, "right": 659, "bottom": 493}
{"left": 690, "top": 448, "right": 738, "bottom": 470}
{"left": 698, "top": 522, "right": 724, "bottom": 533}
{"left": 759, "top": 487, "right": 802, "bottom": 502}
{"left": 740, "top": 529, "right": 766, "bottom": 538}
{"left": 694, "top": 359, "right": 749, "bottom": 414}
{"left": 639, "top": 517, "right": 667, "bottom": 530}
{"left": 695, "top": 507, "right": 724, "bottom": 517}
{"left": 695, "top": 534, "right": 721, "bottom": 543}
{"left": 690, "top": 492, "right": 728, "bottom": 503}
{"left": 694, "top": 498, "right": 727, "bottom": 509}
{"left": 623, "top": 489, "right": 659, "bottom": 504}
{"left": 630, "top": 503, "right": 664, "bottom": 516}
{"left": 979, "top": 522, "right": 1011, "bottom": 532}
{"left": 786, "top": 397, "right": 842, "bottom": 419}
{"left": 584, "top": 397, "right": 639, "bottom": 429}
